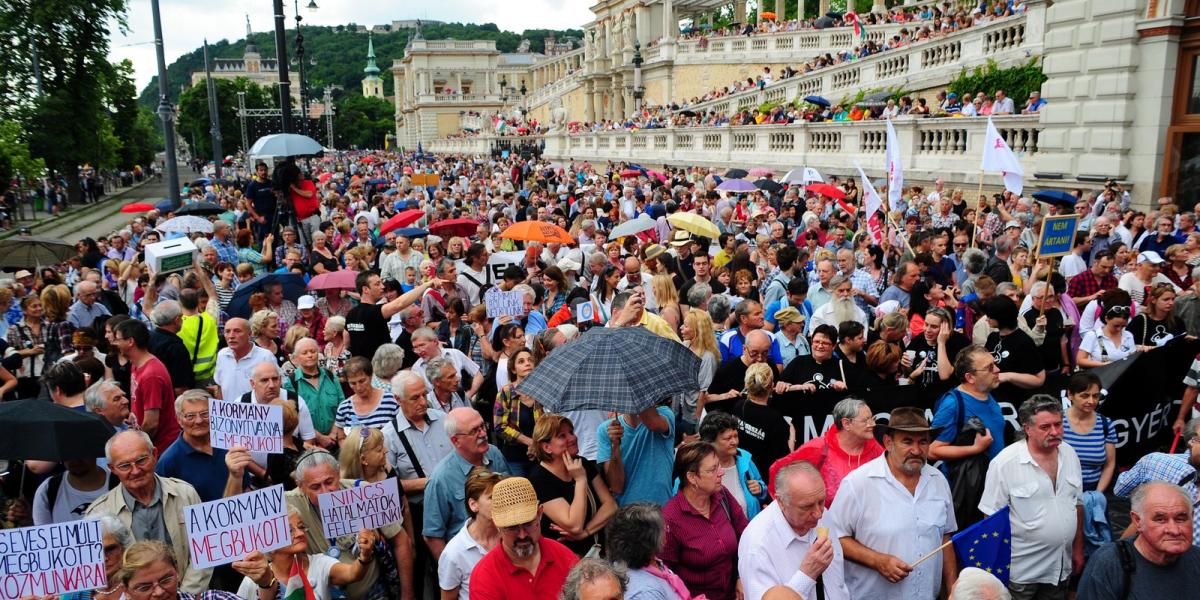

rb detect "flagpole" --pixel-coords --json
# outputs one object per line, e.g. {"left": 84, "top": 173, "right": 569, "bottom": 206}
{"left": 910, "top": 538, "right": 954, "bottom": 568}
{"left": 971, "top": 170, "right": 985, "bottom": 249}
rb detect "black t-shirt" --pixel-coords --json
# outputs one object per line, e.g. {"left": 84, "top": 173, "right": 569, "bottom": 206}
{"left": 731, "top": 399, "right": 791, "bottom": 477}
{"left": 528, "top": 459, "right": 601, "bottom": 556}
{"left": 1022, "top": 309, "right": 1067, "bottom": 371}
{"left": 984, "top": 329, "right": 1043, "bottom": 405}
{"left": 1127, "top": 313, "right": 1184, "bottom": 347}
{"left": 245, "top": 178, "right": 277, "bottom": 216}
{"left": 310, "top": 252, "right": 340, "bottom": 275}
{"left": 906, "top": 332, "right": 971, "bottom": 396}
{"left": 346, "top": 303, "right": 390, "bottom": 359}
{"left": 780, "top": 354, "right": 846, "bottom": 390}
{"left": 679, "top": 277, "right": 727, "bottom": 305}
{"left": 707, "top": 359, "right": 749, "bottom": 414}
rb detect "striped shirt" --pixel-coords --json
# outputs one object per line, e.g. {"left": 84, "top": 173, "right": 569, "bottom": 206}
{"left": 1062, "top": 414, "right": 1116, "bottom": 488}
{"left": 334, "top": 393, "right": 400, "bottom": 432}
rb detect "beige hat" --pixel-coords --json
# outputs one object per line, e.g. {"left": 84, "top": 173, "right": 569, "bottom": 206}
{"left": 668, "top": 229, "right": 692, "bottom": 247}
{"left": 491, "top": 477, "right": 540, "bottom": 528}
{"left": 774, "top": 306, "right": 805, "bottom": 325}
{"left": 643, "top": 243, "right": 667, "bottom": 261}
{"left": 14, "top": 270, "right": 32, "bottom": 280}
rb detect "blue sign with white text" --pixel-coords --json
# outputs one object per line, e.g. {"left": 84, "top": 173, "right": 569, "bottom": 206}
{"left": 1036, "top": 214, "right": 1079, "bottom": 258}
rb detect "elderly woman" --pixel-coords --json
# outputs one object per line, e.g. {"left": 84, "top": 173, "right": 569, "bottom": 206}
{"left": 250, "top": 309, "right": 286, "bottom": 364}
{"left": 696, "top": 412, "right": 767, "bottom": 519}
{"left": 438, "top": 467, "right": 504, "bottom": 600}
{"left": 322, "top": 315, "right": 352, "bottom": 386}
{"left": 607, "top": 502, "right": 693, "bottom": 600}
{"left": 234, "top": 507, "right": 376, "bottom": 600}
{"left": 370, "top": 343, "right": 405, "bottom": 394}
{"left": 494, "top": 347, "right": 541, "bottom": 476}
{"left": 309, "top": 231, "right": 340, "bottom": 274}
{"left": 529, "top": 413, "right": 618, "bottom": 556}
{"left": 7, "top": 294, "right": 49, "bottom": 399}
{"left": 59, "top": 515, "right": 134, "bottom": 600}
{"left": 426, "top": 355, "right": 469, "bottom": 413}
{"left": 121, "top": 541, "right": 241, "bottom": 600}
{"left": 332, "top": 357, "right": 399, "bottom": 443}
{"left": 661, "top": 440, "right": 748, "bottom": 600}
{"left": 236, "top": 229, "right": 273, "bottom": 277}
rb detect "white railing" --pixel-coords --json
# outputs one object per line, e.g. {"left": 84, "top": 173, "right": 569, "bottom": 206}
{"left": 672, "top": 22, "right": 910, "bottom": 65}
{"left": 427, "top": 137, "right": 495, "bottom": 154}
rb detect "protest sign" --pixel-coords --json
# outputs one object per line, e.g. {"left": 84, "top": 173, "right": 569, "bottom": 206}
{"left": 318, "top": 478, "right": 404, "bottom": 539}
{"left": 184, "top": 484, "right": 289, "bottom": 569}
{"left": 209, "top": 399, "right": 284, "bottom": 454}
{"left": 0, "top": 520, "right": 105, "bottom": 599}
{"left": 485, "top": 288, "right": 525, "bottom": 318}
{"left": 1035, "top": 214, "right": 1080, "bottom": 259}
{"left": 576, "top": 301, "right": 595, "bottom": 323}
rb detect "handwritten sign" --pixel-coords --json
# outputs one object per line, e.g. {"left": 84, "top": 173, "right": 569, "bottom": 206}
{"left": 209, "top": 399, "right": 284, "bottom": 454}
{"left": 317, "top": 478, "right": 404, "bottom": 539}
{"left": 456, "top": 250, "right": 524, "bottom": 287}
{"left": 1035, "top": 214, "right": 1080, "bottom": 258}
{"left": 0, "top": 520, "right": 105, "bottom": 599}
{"left": 484, "top": 288, "right": 526, "bottom": 318}
{"left": 184, "top": 485, "right": 289, "bottom": 569}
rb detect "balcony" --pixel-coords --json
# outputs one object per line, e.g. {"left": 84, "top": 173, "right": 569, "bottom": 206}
{"left": 672, "top": 22, "right": 909, "bottom": 65}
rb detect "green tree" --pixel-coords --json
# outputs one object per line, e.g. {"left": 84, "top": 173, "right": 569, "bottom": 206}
{"left": 105, "top": 59, "right": 160, "bottom": 169}
{"left": 177, "top": 77, "right": 273, "bottom": 159}
{"left": 0, "top": 120, "right": 46, "bottom": 194}
{"left": 333, "top": 94, "right": 394, "bottom": 149}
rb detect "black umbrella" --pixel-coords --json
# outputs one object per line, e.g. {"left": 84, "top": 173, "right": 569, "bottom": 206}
{"left": 755, "top": 178, "right": 784, "bottom": 193}
{"left": 175, "top": 201, "right": 226, "bottom": 216}
{"left": 813, "top": 16, "right": 835, "bottom": 28}
{"left": 725, "top": 168, "right": 749, "bottom": 179}
{"left": 0, "top": 400, "right": 116, "bottom": 461}
{"left": 226, "top": 272, "right": 307, "bottom": 319}
{"left": 679, "top": 110, "right": 698, "bottom": 117}
{"left": 0, "top": 235, "right": 77, "bottom": 268}
{"left": 862, "top": 91, "right": 894, "bottom": 103}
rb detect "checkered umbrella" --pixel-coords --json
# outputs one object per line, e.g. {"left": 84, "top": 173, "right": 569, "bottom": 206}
{"left": 516, "top": 326, "right": 701, "bottom": 415}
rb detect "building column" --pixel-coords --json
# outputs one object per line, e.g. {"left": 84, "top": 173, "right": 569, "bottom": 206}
{"left": 612, "top": 73, "right": 625, "bottom": 119}
{"left": 584, "top": 81, "right": 595, "bottom": 122}
{"left": 662, "top": 0, "right": 676, "bottom": 42}
{"left": 819, "top": 0, "right": 831, "bottom": 16}
{"left": 775, "top": 0, "right": 785, "bottom": 20}
{"left": 872, "top": 0, "right": 886, "bottom": 14}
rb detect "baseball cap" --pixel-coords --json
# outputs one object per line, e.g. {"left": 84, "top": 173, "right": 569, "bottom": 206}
{"left": 14, "top": 270, "right": 32, "bottom": 279}
{"left": 297, "top": 295, "right": 316, "bottom": 310}
{"left": 491, "top": 477, "right": 539, "bottom": 528}
{"left": 1004, "top": 220, "right": 1020, "bottom": 230}
{"left": 1137, "top": 251, "right": 1165, "bottom": 265}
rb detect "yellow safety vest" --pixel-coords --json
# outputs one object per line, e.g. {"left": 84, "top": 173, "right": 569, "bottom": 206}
{"left": 178, "top": 312, "right": 219, "bottom": 380}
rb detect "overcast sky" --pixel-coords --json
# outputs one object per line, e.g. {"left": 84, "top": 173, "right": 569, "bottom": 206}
{"left": 109, "top": 0, "right": 596, "bottom": 90}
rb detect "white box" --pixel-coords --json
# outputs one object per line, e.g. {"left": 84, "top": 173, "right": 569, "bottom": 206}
{"left": 144, "top": 237, "right": 198, "bottom": 275}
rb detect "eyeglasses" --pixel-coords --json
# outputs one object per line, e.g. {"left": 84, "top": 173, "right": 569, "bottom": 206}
{"left": 111, "top": 454, "right": 152, "bottom": 473}
{"left": 180, "top": 410, "right": 209, "bottom": 422}
{"left": 1105, "top": 305, "right": 1131, "bottom": 318}
{"left": 499, "top": 520, "right": 538, "bottom": 535}
{"left": 453, "top": 424, "right": 488, "bottom": 438}
{"left": 103, "top": 543, "right": 122, "bottom": 555}
{"left": 972, "top": 362, "right": 1000, "bottom": 373}
{"left": 129, "top": 573, "right": 178, "bottom": 594}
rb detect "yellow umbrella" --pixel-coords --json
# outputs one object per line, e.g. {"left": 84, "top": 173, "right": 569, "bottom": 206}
{"left": 668, "top": 212, "right": 721, "bottom": 240}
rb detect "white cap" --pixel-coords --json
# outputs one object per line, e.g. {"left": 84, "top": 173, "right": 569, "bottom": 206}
{"left": 297, "top": 295, "right": 316, "bottom": 310}
{"left": 1137, "top": 251, "right": 1165, "bottom": 265}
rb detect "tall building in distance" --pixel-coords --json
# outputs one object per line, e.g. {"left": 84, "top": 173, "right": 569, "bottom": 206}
{"left": 362, "top": 33, "right": 384, "bottom": 99}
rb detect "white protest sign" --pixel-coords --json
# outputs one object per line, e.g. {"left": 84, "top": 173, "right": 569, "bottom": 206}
{"left": 576, "top": 301, "right": 595, "bottom": 323}
{"left": 209, "top": 399, "right": 284, "bottom": 454}
{"left": 455, "top": 250, "right": 524, "bottom": 283}
{"left": 484, "top": 288, "right": 526, "bottom": 318}
{"left": 184, "top": 484, "right": 289, "bottom": 569}
{"left": 317, "top": 478, "right": 404, "bottom": 539}
{"left": 0, "top": 520, "right": 105, "bottom": 599}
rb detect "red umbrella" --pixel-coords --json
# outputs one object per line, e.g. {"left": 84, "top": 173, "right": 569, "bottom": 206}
{"left": 318, "top": 172, "right": 333, "bottom": 184}
{"left": 379, "top": 210, "right": 425, "bottom": 235}
{"left": 307, "top": 270, "right": 359, "bottom": 291}
{"left": 620, "top": 169, "right": 643, "bottom": 178}
{"left": 429, "top": 218, "right": 480, "bottom": 238}
{"left": 807, "top": 183, "right": 847, "bottom": 200}
{"left": 120, "top": 203, "right": 155, "bottom": 214}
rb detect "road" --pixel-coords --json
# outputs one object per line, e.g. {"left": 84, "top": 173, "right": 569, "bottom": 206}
{"left": 35, "top": 166, "right": 203, "bottom": 242}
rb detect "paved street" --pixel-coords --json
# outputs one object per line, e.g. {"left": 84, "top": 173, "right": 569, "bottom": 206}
{"left": 32, "top": 166, "right": 203, "bottom": 242}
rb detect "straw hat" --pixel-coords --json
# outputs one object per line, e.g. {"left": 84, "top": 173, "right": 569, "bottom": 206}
{"left": 491, "top": 477, "right": 539, "bottom": 528}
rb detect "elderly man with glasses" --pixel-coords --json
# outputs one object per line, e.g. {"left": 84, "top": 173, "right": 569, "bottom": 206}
{"left": 153, "top": 390, "right": 241, "bottom": 503}
{"left": 86, "top": 429, "right": 211, "bottom": 592}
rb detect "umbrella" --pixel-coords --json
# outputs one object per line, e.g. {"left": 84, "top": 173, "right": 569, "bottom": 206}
{"left": 154, "top": 198, "right": 174, "bottom": 212}
{"left": 607, "top": 215, "right": 657, "bottom": 240}
{"left": 391, "top": 227, "right": 429, "bottom": 239}
{"left": 0, "top": 400, "right": 115, "bottom": 461}
{"left": 620, "top": 168, "right": 643, "bottom": 178}
{"left": 781, "top": 169, "right": 804, "bottom": 185}
{"left": 248, "top": 133, "right": 323, "bottom": 158}
{"left": 380, "top": 210, "right": 425, "bottom": 235}
{"left": 193, "top": 178, "right": 212, "bottom": 186}
{"left": 225, "top": 273, "right": 307, "bottom": 319}
{"left": 120, "top": 202, "right": 155, "bottom": 214}
{"left": 761, "top": 11, "right": 777, "bottom": 19}
{"left": 499, "top": 221, "right": 575, "bottom": 245}
{"left": 804, "top": 95, "right": 831, "bottom": 107}
{"left": 156, "top": 215, "right": 213, "bottom": 234}
{"left": 307, "top": 269, "right": 359, "bottom": 291}
{"left": 813, "top": 16, "right": 835, "bottom": 28}
{"left": 862, "top": 91, "right": 894, "bottom": 104}
{"left": 1032, "top": 189, "right": 1078, "bottom": 208}
{"left": 668, "top": 212, "right": 721, "bottom": 239}
{"left": 647, "top": 170, "right": 668, "bottom": 183}
{"left": 318, "top": 172, "right": 334, "bottom": 184}
{"left": 679, "top": 110, "right": 698, "bottom": 117}
{"left": 0, "top": 236, "right": 76, "bottom": 267}
{"left": 807, "top": 182, "right": 847, "bottom": 199}
{"left": 516, "top": 327, "right": 701, "bottom": 414}
{"left": 175, "top": 201, "right": 225, "bottom": 216}
{"left": 429, "top": 218, "right": 480, "bottom": 238}
{"left": 717, "top": 179, "right": 758, "bottom": 193}
{"left": 724, "top": 168, "right": 749, "bottom": 179}
{"left": 755, "top": 179, "right": 784, "bottom": 193}
{"left": 749, "top": 167, "right": 774, "bottom": 177}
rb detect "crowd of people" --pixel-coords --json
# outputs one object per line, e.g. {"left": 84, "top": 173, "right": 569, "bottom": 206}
{"left": 0, "top": 148, "right": 1198, "bottom": 600}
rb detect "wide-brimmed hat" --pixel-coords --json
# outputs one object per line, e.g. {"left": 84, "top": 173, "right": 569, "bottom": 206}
{"left": 643, "top": 243, "right": 667, "bottom": 261}
{"left": 668, "top": 229, "right": 692, "bottom": 247}
{"left": 882, "top": 407, "right": 941, "bottom": 436}
{"left": 491, "top": 477, "right": 539, "bottom": 528}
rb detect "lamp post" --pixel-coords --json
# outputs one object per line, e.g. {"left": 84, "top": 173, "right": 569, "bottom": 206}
{"left": 150, "top": 0, "right": 180, "bottom": 207}
{"left": 203, "top": 39, "right": 223, "bottom": 178}
{"left": 271, "top": 0, "right": 293, "bottom": 133}
{"left": 294, "top": 0, "right": 318, "bottom": 137}
{"left": 632, "top": 40, "right": 645, "bottom": 113}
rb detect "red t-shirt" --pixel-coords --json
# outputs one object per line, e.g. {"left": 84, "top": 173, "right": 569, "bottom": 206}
{"left": 468, "top": 538, "right": 578, "bottom": 600}
{"left": 131, "top": 356, "right": 181, "bottom": 455}
{"left": 290, "top": 179, "right": 319, "bottom": 220}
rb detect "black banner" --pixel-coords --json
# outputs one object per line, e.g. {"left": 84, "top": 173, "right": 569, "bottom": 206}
{"left": 767, "top": 337, "right": 1200, "bottom": 468}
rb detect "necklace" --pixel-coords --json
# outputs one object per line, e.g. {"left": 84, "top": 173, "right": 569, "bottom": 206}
{"left": 95, "top": 584, "right": 122, "bottom": 596}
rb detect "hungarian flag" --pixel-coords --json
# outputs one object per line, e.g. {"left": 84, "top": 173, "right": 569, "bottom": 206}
{"left": 846, "top": 12, "right": 867, "bottom": 42}
{"left": 283, "top": 559, "right": 316, "bottom": 600}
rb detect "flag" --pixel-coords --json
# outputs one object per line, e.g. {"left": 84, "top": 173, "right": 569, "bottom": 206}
{"left": 885, "top": 118, "right": 903, "bottom": 207}
{"left": 803, "top": 167, "right": 824, "bottom": 184}
{"left": 981, "top": 117, "right": 1025, "bottom": 196}
{"left": 283, "top": 558, "right": 317, "bottom": 600}
{"left": 846, "top": 12, "right": 867, "bottom": 42}
{"left": 854, "top": 161, "right": 884, "bottom": 244}
{"left": 951, "top": 506, "right": 1012, "bottom": 585}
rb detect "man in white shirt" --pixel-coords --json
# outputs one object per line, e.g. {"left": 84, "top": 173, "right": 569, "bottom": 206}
{"left": 617, "top": 256, "right": 657, "bottom": 311}
{"left": 979, "top": 395, "right": 1084, "bottom": 600}
{"left": 1057, "top": 232, "right": 1091, "bottom": 279}
{"left": 739, "top": 461, "right": 852, "bottom": 600}
{"left": 212, "top": 318, "right": 276, "bottom": 402}
{"left": 828, "top": 408, "right": 958, "bottom": 600}
{"left": 1119, "top": 251, "right": 1180, "bottom": 304}
{"left": 992, "top": 90, "right": 1016, "bottom": 115}
{"left": 410, "top": 327, "right": 483, "bottom": 398}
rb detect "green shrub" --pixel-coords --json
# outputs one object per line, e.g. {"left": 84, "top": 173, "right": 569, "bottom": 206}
{"left": 948, "top": 58, "right": 1047, "bottom": 105}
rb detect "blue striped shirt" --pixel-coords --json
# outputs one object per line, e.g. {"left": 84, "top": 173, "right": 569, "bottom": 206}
{"left": 334, "top": 393, "right": 400, "bottom": 431}
{"left": 1062, "top": 414, "right": 1116, "bottom": 488}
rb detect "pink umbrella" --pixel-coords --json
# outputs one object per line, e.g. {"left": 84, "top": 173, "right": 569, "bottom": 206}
{"left": 318, "top": 172, "right": 333, "bottom": 184}
{"left": 749, "top": 167, "right": 774, "bottom": 177}
{"left": 307, "top": 270, "right": 358, "bottom": 291}
{"left": 647, "top": 170, "right": 668, "bottom": 183}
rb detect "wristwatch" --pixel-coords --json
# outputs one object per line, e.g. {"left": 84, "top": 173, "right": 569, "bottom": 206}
{"left": 257, "top": 576, "right": 277, "bottom": 590}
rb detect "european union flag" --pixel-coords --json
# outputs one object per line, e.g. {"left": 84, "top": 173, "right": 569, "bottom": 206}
{"left": 951, "top": 506, "right": 1012, "bottom": 584}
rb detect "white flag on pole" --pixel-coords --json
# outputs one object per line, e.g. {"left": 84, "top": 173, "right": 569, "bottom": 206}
{"left": 981, "top": 117, "right": 1024, "bottom": 196}
{"left": 854, "top": 161, "right": 885, "bottom": 244}
{"left": 803, "top": 167, "right": 825, "bottom": 184}
{"left": 885, "top": 118, "right": 903, "bottom": 207}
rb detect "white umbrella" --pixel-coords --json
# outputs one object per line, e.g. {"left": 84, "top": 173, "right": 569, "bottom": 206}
{"left": 607, "top": 214, "right": 657, "bottom": 240}
{"left": 156, "top": 215, "right": 213, "bottom": 234}
{"left": 781, "top": 167, "right": 826, "bottom": 185}
{"left": 248, "top": 133, "right": 323, "bottom": 158}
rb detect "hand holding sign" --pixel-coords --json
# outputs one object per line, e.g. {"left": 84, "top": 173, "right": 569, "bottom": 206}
{"left": 0, "top": 520, "right": 106, "bottom": 599}
{"left": 184, "top": 485, "right": 290, "bottom": 569}
{"left": 317, "top": 478, "right": 404, "bottom": 540}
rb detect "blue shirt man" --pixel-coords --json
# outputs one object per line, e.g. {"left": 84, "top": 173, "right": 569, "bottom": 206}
{"left": 597, "top": 406, "right": 676, "bottom": 506}
{"left": 422, "top": 409, "right": 512, "bottom": 547}
{"left": 930, "top": 348, "right": 1009, "bottom": 478}
{"left": 155, "top": 435, "right": 235, "bottom": 503}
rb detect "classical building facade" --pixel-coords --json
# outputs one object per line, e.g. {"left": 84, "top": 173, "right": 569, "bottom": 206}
{"left": 390, "top": 38, "right": 506, "bottom": 148}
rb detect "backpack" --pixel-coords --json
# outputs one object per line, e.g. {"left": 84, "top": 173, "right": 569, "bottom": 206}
{"left": 942, "top": 390, "right": 991, "bottom": 530}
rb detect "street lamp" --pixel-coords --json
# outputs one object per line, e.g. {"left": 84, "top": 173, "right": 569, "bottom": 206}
{"left": 150, "top": 0, "right": 180, "bottom": 206}
{"left": 632, "top": 40, "right": 645, "bottom": 113}
{"left": 293, "top": 0, "right": 317, "bottom": 137}
{"left": 272, "top": 0, "right": 293, "bottom": 133}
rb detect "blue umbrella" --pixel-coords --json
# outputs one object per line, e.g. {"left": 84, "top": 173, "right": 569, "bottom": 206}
{"left": 393, "top": 227, "right": 429, "bottom": 238}
{"left": 368, "top": 178, "right": 388, "bottom": 186}
{"left": 1032, "top": 189, "right": 1078, "bottom": 208}
{"left": 383, "top": 188, "right": 399, "bottom": 195}
{"left": 193, "top": 178, "right": 212, "bottom": 186}
{"left": 717, "top": 179, "right": 758, "bottom": 193}
{"left": 804, "top": 95, "right": 831, "bottom": 107}
{"left": 226, "top": 273, "right": 307, "bottom": 319}
{"left": 154, "top": 198, "right": 174, "bottom": 212}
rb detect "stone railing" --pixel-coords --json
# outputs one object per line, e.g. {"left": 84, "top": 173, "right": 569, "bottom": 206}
{"left": 427, "top": 137, "right": 496, "bottom": 155}
{"left": 673, "top": 11, "right": 1038, "bottom": 118}
{"left": 672, "top": 22, "right": 909, "bottom": 65}
{"left": 527, "top": 72, "right": 585, "bottom": 110}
